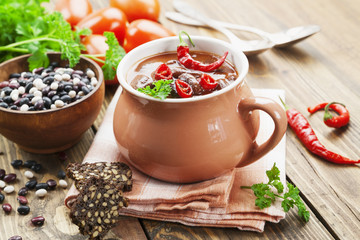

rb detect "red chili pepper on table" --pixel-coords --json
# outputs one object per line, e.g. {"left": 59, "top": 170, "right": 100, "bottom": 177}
{"left": 177, "top": 31, "right": 229, "bottom": 72}
{"left": 154, "top": 63, "right": 173, "bottom": 80}
{"left": 280, "top": 98, "right": 360, "bottom": 165}
{"left": 198, "top": 73, "right": 218, "bottom": 90}
{"left": 175, "top": 79, "right": 193, "bottom": 98}
{"left": 307, "top": 102, "right": 350, "bottom": 128}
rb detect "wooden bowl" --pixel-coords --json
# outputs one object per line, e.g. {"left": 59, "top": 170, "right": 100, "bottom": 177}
{"left": 0, "top": 53, "right": 105, "bottom": 154}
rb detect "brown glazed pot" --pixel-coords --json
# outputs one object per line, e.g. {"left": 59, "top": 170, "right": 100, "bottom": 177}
{"left": 0, "top": 53, "right": 104, "bottom": 154}
{"left": 114, "top": 36, "right": 287, "bottom": 183}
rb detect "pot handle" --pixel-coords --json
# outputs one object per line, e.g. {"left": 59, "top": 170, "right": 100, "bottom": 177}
{"left": 236, "top": 97, "right": 287, "bottom": 167}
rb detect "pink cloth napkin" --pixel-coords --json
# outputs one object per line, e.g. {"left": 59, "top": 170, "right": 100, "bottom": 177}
{"left": 65, "top": 87, "right": 286, "bottom": 232}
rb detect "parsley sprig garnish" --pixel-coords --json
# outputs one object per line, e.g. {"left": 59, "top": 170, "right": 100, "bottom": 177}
{"left": 241, "top": 163, "right": 310, "bottom": 222}
{"left": 138, "top": 80, "right": 173, "bottom": 100}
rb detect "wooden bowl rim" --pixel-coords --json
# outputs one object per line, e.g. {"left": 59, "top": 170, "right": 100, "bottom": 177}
{"left": 0, "top": 52, "right": 104, "bottom": 115}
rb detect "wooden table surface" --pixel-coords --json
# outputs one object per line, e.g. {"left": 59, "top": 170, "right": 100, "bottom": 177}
{"left": 1, "top": 0, "right": 360, "bottom": 239}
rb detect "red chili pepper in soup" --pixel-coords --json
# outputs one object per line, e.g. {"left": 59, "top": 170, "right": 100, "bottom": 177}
{"left": 177, "top": 31, "right": 228, "bottom": 72}
{"left": 175, "top": 79, "right": 193, "bottom": 98}
{"left": 198, "top": 73, "right": 218, "bottom": 90}
{"left": 307, "top": 102, "right": 350, "bottom": 128}
{"left": 280, "top": 98, "right": 359, "bottom": 164}
{"left": 154, "top": 63, "right": 173, "bottom": 80}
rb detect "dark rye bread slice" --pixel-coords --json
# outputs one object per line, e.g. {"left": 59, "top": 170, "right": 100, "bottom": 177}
{"left": 66, "top": 162, "right": 133, "bottom": 192}
{"left": 69, "top": 177, "right": 129, "bottom": 240}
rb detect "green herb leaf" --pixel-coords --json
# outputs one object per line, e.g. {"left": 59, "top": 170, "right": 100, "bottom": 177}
{"left": 242, "top": 163, "right": 310, "bottom": 222}
{"left": 251, "top": 183, "right": 269, "bottom": 198}
{"left": 272, "top": 180, "right": 284, "bottom": 194}
{"left": 138, "top": 80, "right": 173, "bottom": 100}
{"left": 102, "top": 31, "right": 126, "bottom": 80}
{"left": 266, "top": 163, "right": 281, "bottom": 182}
{"left": 28, "top": 46, "right": 49, "bottom": 71}
{"left": 281, "top": 197, "right": 295, "bottom": 212}
{"left": 255, "top": 196, "right": 272, "bottom": 209}
{"left": 298, "top": 201, "right": 311, "bottom": 222}
{"left": 284, "top": 182, "right": 300, "bottom": 199}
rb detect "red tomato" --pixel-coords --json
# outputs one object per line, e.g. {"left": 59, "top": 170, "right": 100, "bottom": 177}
{"left": 109, "top": 0, "right": 160, "bottom": 22}
{"left": 82, "top": 34, "right": 107, "bottom": 63}
{"left": 55, "top": 0, "right": 93, "bottom": 27}
{"left": 123, "top": 19, "right": 175, "bottom": 52}
{"left": 76, "top": 7, "right": 128, "bottom": 45}
{"left": 82, "top": 34, "right": 119, "bottom": 85}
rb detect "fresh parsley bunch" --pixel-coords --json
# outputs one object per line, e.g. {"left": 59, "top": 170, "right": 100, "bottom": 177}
{"left": 0, "top": 0, "right": 125, "bottom": 80}
{"left": 0, "top": 0, "right": 85, "bottom": 67}
{"left": 242, "top": 163, "right": 310, "bottom": 222}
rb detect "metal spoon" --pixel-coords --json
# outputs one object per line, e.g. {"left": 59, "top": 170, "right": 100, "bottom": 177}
{"left": 166, "top": 11, "right": 320, "bottom": 48}
{"left": 172, "top": 0, "right": 274, "bottom": 56}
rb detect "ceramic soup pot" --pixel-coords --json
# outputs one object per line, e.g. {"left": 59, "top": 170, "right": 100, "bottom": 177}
{"left": 113, "top": 36, "right": 287, "bottom": 183}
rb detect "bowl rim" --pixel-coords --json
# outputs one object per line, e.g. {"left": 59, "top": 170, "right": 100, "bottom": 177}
{"left": 0, "top": 52, "right": 104, "bottom": 115}
{"left": 116, "top": 36, "right": 249, "bottom": 103}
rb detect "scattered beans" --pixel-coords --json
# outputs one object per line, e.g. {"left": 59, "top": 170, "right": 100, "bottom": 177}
{"left": 0, "top": 65, "right": 97, "bottom": 111}
{"left": 8, "top": 236, "right": 22, "bottom": 240}
{"left": 35, "top": 183, "right": 48, "bottom": 190}
{"left": 24, "top": 170, "right": 34, "bottom": 179}
{"left": 46, "top": 179, "right": 57, "bottom": 190}
{"left": 0, "top": 180, "right": 5, "bottom": 188}
{"left": 31, "top": 216, "right": 45, "bottom": 226}
{"left": 57, "top": 170, "right": 66, "bottom": 179}
{"left": 4, "top": 185, "right": 15, "bottom": 194}
{"left": 31, "top": 163, "right": 42, "bottom": 173}
{"left": 11, "top": 159, "right": 23, "bottom": 169}
{"left": 58, "top": 152, "right": 68, "bottom": 161}
{"left": 2, "top": 203, "right": 12, "bottom": 213}
{"left": 18, "top": 187, "right": 28, "bottom": 196}
{"left": 17, "top": 205, "right": 30, "bottom": 215}
{"left": 25, "top": 179, "right": 37, "bottom": 190}
{"left": 4, "top": 173, "right": 16, "bottom": 183}
{"left": 59, "top": 179, "right": 68, "bottom": 189}
{"left": 35, "top": 189, "right": 47, "bottom": 198}
{"left": 0, "top": 192, "right": 4, "bottom": 203}
{"left": 0, "top": 169, "right": 5, "bottom": 179}
{"left": 17, "top": 196, "right": 28, "bottom": 205}
{"left": 23, "top": 160, "right": 37, "bottom": 169}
